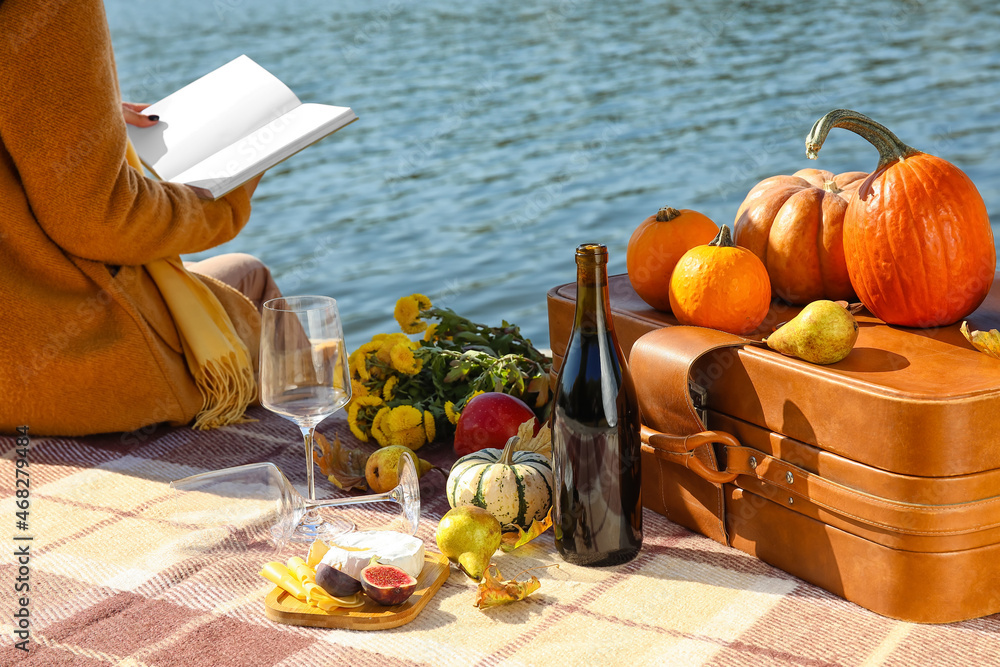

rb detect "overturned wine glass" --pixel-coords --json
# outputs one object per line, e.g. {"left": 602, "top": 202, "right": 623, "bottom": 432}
{"left": 166, "top": 455, "right": 420, "bottom": 553}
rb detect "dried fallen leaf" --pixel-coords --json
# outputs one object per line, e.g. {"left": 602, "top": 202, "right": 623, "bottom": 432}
{"left": 513, "top": 419, "right": 552, "bottom": 459}
{"left": 961, "top": 321, "right": 1000, "bottom": 360}
{"left": 526, "top": 374, "right": 550, "bottom": 409}
{"left": 313, "top": 432, "right": 368, "bottom": 491}
{"left": 474, "top": 564, "right": 543, "bottom": 609}
{"left": 500, "top": 508, "right": 553, "bottom": 552}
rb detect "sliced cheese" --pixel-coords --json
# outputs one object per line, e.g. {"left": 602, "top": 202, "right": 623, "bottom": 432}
{"left": 260, "top": 561, "right": 308, "bottom": 599}
{"left": 321, "top": 530, "right": 424, "bottom": 579}
{"left": 260, "top": 559, "right": 364, "bottom": 610}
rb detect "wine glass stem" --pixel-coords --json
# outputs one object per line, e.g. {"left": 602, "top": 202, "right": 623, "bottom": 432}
{"left": 304, "top": 490, "right": 392, "bottom": 510}
{"left": 301, "top": 425, "right": 318, "bottom": 502}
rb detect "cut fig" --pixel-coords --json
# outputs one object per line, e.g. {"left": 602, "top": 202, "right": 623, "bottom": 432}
{"left": 314, "top": 563, "right": 362, "bottom": 598}
{"left": 360, "top": 561, "right": 417, "bottom": 606}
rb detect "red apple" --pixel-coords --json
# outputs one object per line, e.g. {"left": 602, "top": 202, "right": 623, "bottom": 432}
{"left": 453, "top": 392, "right": 541, "bottom": 456}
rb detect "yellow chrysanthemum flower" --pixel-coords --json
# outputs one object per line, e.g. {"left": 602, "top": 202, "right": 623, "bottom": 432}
{"left": 349, "top": 349, "right": 370, "bottom": 381}
{"left": 347, "top": 395, "right": 384, "bottom": 442}
{"left": 423, "top": 323, "right": 438, "bottom": 342}
{"left": 368, "top": 405, "right": 426, "bottom": 451}
{"left": 347, "top": 412, "right": 367, "bottom": 441}
{"left": 394, "top": 296, "right": 424, "bottom": 334}
{"left": 424, "top": 411, "right": 436, "bottom": 443}
{"left": 394, "top": 294, "right": 432, "bottom": 335}
{"left": 382, "top": 375, "right": 399, "bottom": 401}
{"left": 358, "top": 341, "right": 383, "bottom": 356}
{"left": 387, "top": 405, "right": 422, "bottom": 432}
{"left": 390, "top": 343, "right": 423, "bottom": 375}
{"left": 351, "top": 379, "right": 369, "bottom": 398}
{"left": 371, "top": 406, "right": 391, "bottom": 447}
{"left": 376, "top": 334, "right": 411, "bottom": 364}
{"left": 444, "top": 401, "right": 460, "bottom": 425}
{"left": 394, "top": 425, "right": 427, "bottom": 450}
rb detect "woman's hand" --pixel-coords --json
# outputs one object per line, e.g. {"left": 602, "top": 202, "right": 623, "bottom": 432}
{"left": 123, "top": 102, "right": 263, "bottom": 199}
{"left": 122, "top": 102, "right": 159, "bottom": 127}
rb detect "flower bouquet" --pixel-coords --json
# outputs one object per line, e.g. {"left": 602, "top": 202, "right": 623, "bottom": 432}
{"left": 347, "top": 294, "right": 551, "bottom": 451}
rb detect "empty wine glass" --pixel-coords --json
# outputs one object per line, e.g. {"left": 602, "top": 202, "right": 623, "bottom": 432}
{"left": 167, "top": 455, "right": 421, "bottom": 552}
{"left": 260, "top": 296, "right": 352, "bottom": 540}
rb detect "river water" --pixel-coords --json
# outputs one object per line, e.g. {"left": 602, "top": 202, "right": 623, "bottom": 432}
{"left": 106, "top": 0, "right": 1000, "bottom": 349}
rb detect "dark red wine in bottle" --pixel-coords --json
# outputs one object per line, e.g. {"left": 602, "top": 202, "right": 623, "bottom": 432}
{"left": 552, "top": 243, "right": 642, "bottom": 566}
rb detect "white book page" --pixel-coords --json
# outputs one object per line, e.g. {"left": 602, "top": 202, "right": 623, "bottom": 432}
{"left": 172, "top": 103, "right": 357, "bottom": 198}
{"left": 126, "top": 56, "right": 300, "bottom": 180}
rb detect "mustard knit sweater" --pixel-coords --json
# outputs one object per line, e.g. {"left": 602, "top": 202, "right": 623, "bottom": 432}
{"left": 0, "top": 0, "right": 258, "bottom": 435}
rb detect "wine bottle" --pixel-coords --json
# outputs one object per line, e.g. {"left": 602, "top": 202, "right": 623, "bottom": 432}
{"left": 552, "top": 243, "right": 643, "bottom": 566}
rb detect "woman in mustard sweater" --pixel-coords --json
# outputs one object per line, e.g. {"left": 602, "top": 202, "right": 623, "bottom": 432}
{"left": 0, "top": 0, "right": 282, "bottom": 435}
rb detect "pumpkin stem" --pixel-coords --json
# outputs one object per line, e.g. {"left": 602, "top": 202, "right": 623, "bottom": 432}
{"left": 655, "top": 207, "right": 682, "bottom": 222}
{"left": 805, "top": 109, "right": 919, "bottom": 170}
{"left": 500, "top": 435, "right": 519, "bottom": 465}
{"left": 707, "top": 224, "right": 735, "bottom": 248}
{"left": 823, "top": 180, "right": 843, "bottom": 195}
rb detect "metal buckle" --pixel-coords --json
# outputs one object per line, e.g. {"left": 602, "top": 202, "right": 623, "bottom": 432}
{"left": 688, "top": 380, "right": 708, "bottom": 425}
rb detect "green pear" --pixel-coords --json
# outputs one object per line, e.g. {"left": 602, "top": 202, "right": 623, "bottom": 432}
{"left": 435, "top": 506, "right": 502, "bottom": 581}
{"left": 765, "top": 300, "right": 859, "bottom": 364}
{"left": 365, "top": 445, "right": 434, "bottom": 493}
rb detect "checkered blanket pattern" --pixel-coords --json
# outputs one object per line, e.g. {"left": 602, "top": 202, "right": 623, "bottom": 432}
{"left": 3, "top": 407, "right": 1000, "bottom": 667}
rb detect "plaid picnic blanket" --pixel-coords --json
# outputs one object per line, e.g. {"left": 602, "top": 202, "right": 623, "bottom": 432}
{"left": 3, "top": 407, "right": 1000, "bottom": 667}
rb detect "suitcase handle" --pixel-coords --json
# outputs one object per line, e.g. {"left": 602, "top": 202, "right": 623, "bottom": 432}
{"left": 641, "top": 424, "right": 740, "bottom": 484}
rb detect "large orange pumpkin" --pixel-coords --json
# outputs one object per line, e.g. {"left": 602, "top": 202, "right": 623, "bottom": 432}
{"left": 668, "top": 225, "right": 771, "bottom": 335}
{"left": 807, "top": 109, "right": 996, "bottom": 328}
{"left": 627, "top": 206, "right": 719, "bottom": 311}
{"left": 734, "top": 168, "right": 867, "bottom": 305}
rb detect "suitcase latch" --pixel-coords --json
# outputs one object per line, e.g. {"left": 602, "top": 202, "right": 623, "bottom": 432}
{"left": 688, "top": 380, "right": 709, "bottom": 425}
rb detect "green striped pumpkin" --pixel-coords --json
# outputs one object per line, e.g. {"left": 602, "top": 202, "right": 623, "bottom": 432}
{"left": 446, "top": 436, "right": 552, "bottom": 530}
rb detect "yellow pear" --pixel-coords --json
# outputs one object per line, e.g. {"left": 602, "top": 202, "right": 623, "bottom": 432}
{"left": 436, "top": 506, "right": 502, "bottom": 581}
{"left": 764, "top": 300, "right": 859, "bottom": 364}
{"left": 365, "top": 445, "right": 433, "bottom": 493}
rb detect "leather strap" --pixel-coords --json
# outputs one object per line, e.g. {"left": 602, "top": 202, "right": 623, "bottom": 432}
{"left": 631, "top": 326, "right": 997, "bottom": 540}
{"left": 631, "top": 326, "right": 750, "bottom": 544}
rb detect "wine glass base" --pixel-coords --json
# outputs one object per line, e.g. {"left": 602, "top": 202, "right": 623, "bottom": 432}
{"left": 285, "top": 515, "right": 355, "bottom": 543}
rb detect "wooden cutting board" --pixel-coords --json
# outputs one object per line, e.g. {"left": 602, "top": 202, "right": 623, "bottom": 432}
{"left": 264, "top": 551, "right": 451, "bottom": 630}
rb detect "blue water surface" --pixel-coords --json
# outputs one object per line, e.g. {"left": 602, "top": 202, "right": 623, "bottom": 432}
{"left": 106, "top": 0, "right": 1000, "bottom": 349}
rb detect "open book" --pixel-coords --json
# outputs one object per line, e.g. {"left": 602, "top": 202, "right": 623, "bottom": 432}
{"left": 126, "top": 55, "right": 357, "bottom": 199}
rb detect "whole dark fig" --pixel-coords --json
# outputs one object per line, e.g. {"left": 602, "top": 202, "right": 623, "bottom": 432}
{"left": 360, "top": 562, "right": 417, "bottom": 606}
{"left": 315, "top": 563, "right": 362, "bottom": 597}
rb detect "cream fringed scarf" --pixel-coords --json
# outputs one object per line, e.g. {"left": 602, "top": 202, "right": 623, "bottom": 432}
{"left": 126, "top": 142, "right": 256, "bottom": 429}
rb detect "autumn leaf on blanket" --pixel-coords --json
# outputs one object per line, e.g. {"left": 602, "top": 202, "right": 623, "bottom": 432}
{"left": 313, "top": 432, "right": 368, "bottom": 491}
{"left": 961, "top": 321, "right": 1000, "bottom": 360}
{"left": 474, "top": 564, "right": 542, "bottom": 609}
{"left": 500, "top": 508, "right": 553, "bottom": 552}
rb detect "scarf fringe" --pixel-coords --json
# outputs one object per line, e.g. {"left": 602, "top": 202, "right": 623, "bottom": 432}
{"left": 191, "top": 351, "right": 257, "bottom": 430}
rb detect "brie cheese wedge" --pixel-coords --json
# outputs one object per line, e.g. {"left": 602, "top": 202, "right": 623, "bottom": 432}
{"left": 320, "top": 530, "right": 425, "bottom": 579}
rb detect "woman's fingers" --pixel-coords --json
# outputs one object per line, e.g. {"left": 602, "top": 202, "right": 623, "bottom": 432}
{"left": 122, "top": 102, "right": 159, "bottom": 127}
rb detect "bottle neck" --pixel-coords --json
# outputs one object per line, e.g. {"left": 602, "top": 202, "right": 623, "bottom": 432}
{"left": 574, "top": 254, "right": 612, "bottom": 335}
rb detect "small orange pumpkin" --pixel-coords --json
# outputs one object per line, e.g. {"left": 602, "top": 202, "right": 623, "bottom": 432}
{"left": 627, "top": 206, "right": 719, "bottom": 311}
{"left": 668, "top": 225, "right": 772, "bottom": 335}
{"left": 734, "top": 168, "right": 867, "bottom": 305}
{"left": 807, "top": 109, "right": 996, "bottom": 327}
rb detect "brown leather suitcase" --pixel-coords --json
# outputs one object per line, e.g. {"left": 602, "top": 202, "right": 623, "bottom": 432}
{"left": 547, "top": 273, "right": 1000, "bottom": 623}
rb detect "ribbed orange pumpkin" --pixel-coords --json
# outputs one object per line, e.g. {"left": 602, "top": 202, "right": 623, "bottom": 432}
{"left": 627, "top": 206, "right": 719, "bottom": 311}
{"left": 734, "top": 168, "right": 867, "bottom": 305}
{"left": 807, "top": 109, "right": 996, "bottom": 328}
{"left": 668, "top": 225, "right": 771, "bottom": 335}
